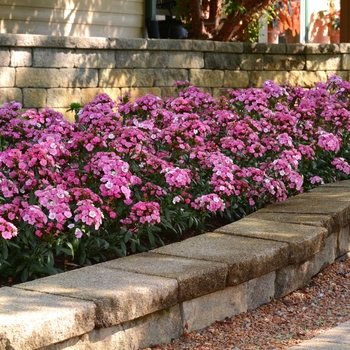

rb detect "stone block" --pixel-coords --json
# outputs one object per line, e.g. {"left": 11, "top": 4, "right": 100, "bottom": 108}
{"left": 337, "top": 225, "right": 350, "bottom": 257}
{"left": 264, "top": 54, "right": 305, "bottom": 70}
{"left": 288, "top": 70, "right": 328, "bottom": 87}
{"left": 41, "top": 305, "right": 182, "bottom": 350}
{"left": 326, "top": 70, "right": 348, "bottom": 81}
{"left": 0, "top": 88, "right": 22, "bottom": 106}
{"left": 214, "top": 42, "right": 243, "bottom": 53}
{"left": 15, "top": 34, "right": 77, "bottom": 48}
{"left": 23, "top": 88, "right": 47, "bottom": 108}
{"left": 286, "top": 44, "right": 306, "bottom": 54}
{"left": 109, "top": 38, "right": 148, "bottom": 50}
{"left": 0, "top": 48, "right": 10, "bottom": 66}
{"left": 243, "top": 42, "right": 286, "bottom": 54}
{"left": 275, "top": 258, "right": 315, "bottom": 299}
{"left": 180, "top": 284, "right": 247, "bottom": 332}
{"left": 80, "top": 88, "right": 121, "bottom": 106}
{"left": 205, "top": 53, "right": 241, "bottom": 70}
{"left": 33, "top": 48, "right": 76, "bottom": 68}
{"left": 153, "top": 232, "right": 290, "bottom": 286}
{"left": 193, "top": 40, "right": 215, "bottom": 52}
{"left": 306, "top": 54, "right": 341, "bottom": 70}
{"left": 0, "top": 33, "right": 17, "bottom": 46}
{"left": 0, "top": 67, "right": 15, "bottom": 87}
{"left": 168, "top": 52, "right": 204, "bottom": 68}
{"left": 103, "top": 252, "right": 227, "bottom": 302}
{"left": 312, "top": 234, "right": 336, "bottom": 276}
{"left": 212, "top": 88, "right": 230, "bottom": 98}
{"left": 154, "top": 68, "right": 188, "bottom": 86}
{"left": 16, "top": 265, "right": 178, "bottom": 328}
{"left": 99, "top": 69, "right": 155, "bottom": 87}
{"left": 145, "top": 39, "right": 192, "bottom": 51}
{"left": 247, "top": 271, "right": 275, "bottom": 310}
{"left": 159, "top": 86, "right": 177, "bottom": 98}
{"left": 16, "top": 68, "right": 61, "bottom": 88}
{"left": 248, "top": 71, "right": 289, "bottom": 88}
{"left": 11, "top": 48, "right": 32, "bottom": 67}
{"left": 148, "top": 51, "right": 170, "bottom": 68}
{"left": 120, "top": 87, "right": 162, "bottom": 101}
{"left": 342, "top": 54, "right": 350, "bottom": 70}
{"left": 340, "top": 43, "right": 350, "bottom": 53}
{"left": 240, "top": 54, "right": 264, "bottom": 70}
{"left": 216, "top": 217, "right": 327, "bottom": 264}
{"left": 115, "top": 51, "right": 150, "bottom": 68}
{"left": 0, "top": 286, "right": 95, "bottom": 350}
{"left": 59, "top": 69, "right": 98, "bottom": 88}
{"left": 47, "top": 88, "right": 81, "bottom": 108}
{"left": 223, "top": 71, "right": 249, "bottom": 88}
{"left": 190, "top": 69, "right": 224, "bottom": 87}
{"left": 75, "top": 50, "right": 116, "bottom": 68}
{"left": 305, "top": 43, "right": 340, "bottom": 54}
{"left": 75, "top": 37, "right": 110, "bottom": 49}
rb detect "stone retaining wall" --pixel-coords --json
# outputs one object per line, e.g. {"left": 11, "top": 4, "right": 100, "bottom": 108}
{"left": 1, "top": 180, "right": 350, "bottom": 349}
{"left": 1, "top": 34, "right": 350, "bottom": 120}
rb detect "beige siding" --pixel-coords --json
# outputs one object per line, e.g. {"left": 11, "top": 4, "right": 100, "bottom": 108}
{"left": 0, "top": 0, "right": 144, "bottom": 38}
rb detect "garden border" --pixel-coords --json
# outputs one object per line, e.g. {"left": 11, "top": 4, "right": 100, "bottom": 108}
{"left": 1, "top": 180, "right": 350, "bottom": 349}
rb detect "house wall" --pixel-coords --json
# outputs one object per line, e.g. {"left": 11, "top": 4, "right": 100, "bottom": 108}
{"left": 0, "top": 0, "right": 144, "bottom": 38}
{"left": 0, "top": 34, "right": 350, "bottom": 122}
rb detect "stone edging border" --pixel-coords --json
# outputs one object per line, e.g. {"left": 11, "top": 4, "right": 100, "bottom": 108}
{"left": 1, "top": 180, "right": 350, "bottom": 349}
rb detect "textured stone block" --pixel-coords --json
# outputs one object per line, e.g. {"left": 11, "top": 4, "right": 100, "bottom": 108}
{"left": 16, "top": 265, "right": 178, "bottom": 328}
{"left": 243, "top": 42, "right": 286, "bottom": 54}
{"left": 103, "top": 252, "right": 227, "bottom": 302}
{"left": 145, "top": 39, "right": 192, "bottom": 51}
{"left": 33, "top": 48, "right": 76, "bottom": 68}
{"left": 305, "top": 43, "right": 340, "bottom": 54}
{"left": 99, "top": 69, "right": 155, "bottom": 87}
{"left": 286, "top": 44, "right": 306, "bottom": 54}
{"left": 115, "top": 51, "right": 150, "bottom": 68}
{"left": 193, "top": 40, "right": 215, "bottom": 52}
{"left": 306, "top": 55, "right": 342, "bottom": 71}
{"left": 247, "top": 271, "right": 275, "bottom": 310}
{"left": 342, "top": 54, "right": 350, "bottom": 70}
{"left": 120, "top": 87, "right": 162, "bottom": 101}
{"left": 264, "top": 54, "right": 305, "bottom": 70}
{"left": 337, "top": 225, "right": 350, "bottom": 257}
{"left": 223, "top": 71, "right": 249, "bottom": 88}
{"left": 168, "top": 52, "right": 204, "bottom": 68}
{"left": 205, "top": 53, "right": 241, "bottom": 70}
{"left": 214, "top": 42, "right": 243, "bottom": 53}
{"left": 75, "top": 50, "right": 116, "bottom": 68}
{"left": 47, "top": 88, "right": 81, "bottom": 108}
{"left": 16, "top": 68, "right": 61, "bottom": 88}
{"left": 288, "top": 70, "right": 328, "bottom": 87}
{"left": 10, "top": 48, "right": 32, "bottom": 67}
{"left": 0, "top": 287, "right": 95, "bottom": 350}
{"left": 0, "top": 88, "right": 22, "bottom": 106}
{"left": 0, "top": 33, "right": 17, "bottom": 46}
{"left": 148, "top": 51, "right": 171, "bottom": 68}
{"left": 0, "top": 67, "right": 15, "bottom": 87}
{"left": 312, "top": 234, "right": 336, "bottom": 276}
{"left": 154, "top": 68, "right": 188, "bottom": 86}
{"left": 80, "top": 88, "right": 121, "bottom": 105}
{"left": 0, "top": 48, "right": 10, "bottom": 66}
{"left": 181, "top": 284, "right": 247, "bottom": 332}
{"left": 190, "top": 69, "right": 224, "bottom": 87}
{"left": 15, "top": 34, "right": 76, "bottom": 48}
{"left": 248, "top": 71, "right": 289, "bottom": 87}
{"left": 240, "top": 54, "right": 264, "bottom": 70}
{"left": 59, "top": 69, "right": 98, "bottom": 88}
{"left": 23, "top": 88, "right": 47, "bottom": 108}
{"left": 275, "top": 258, "right": 315, "bottom": 299}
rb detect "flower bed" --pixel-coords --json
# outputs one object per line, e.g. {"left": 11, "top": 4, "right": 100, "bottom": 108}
{"left": 0, "top": 76, "right": 349, "bottom": 282}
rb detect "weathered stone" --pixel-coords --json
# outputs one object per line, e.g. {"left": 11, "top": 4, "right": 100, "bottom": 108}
{"left": 326, "top": 70, "right": 348, "bottom": 81}
{"left": 33, "top": 48, "right": 76, "bottom": 68}
{"left": 103, "top": 252, "right": 227, "bottom": 302}
{"left": 0, "top": 287, "right": 95, "bottom": 350}
{"left": 59, "top": 69, "right": 98, "bottom": 88}
{"left": 240, "top": 54, "right": 264, "bottom": 70}
{"left": 305, "top": 43, "right": 340, "bottom": 54}
{"left": 212, "top": 87, "right": 230, "bottom": 98}
{"left": 168, "top": 52, "right": 204, "bottom": 68}
{"left": 47, "top": 88, "right": 81, "bottom": 108}
{"left": 0, "top": 67, "right": 15, "bottom": 87}
{"left": 337, "top": 225, "right": 350, "bottom": 257}
{"left": 145, "top": 39, "right": 192, "bottom": 51}
{"left": 153, "top": 232, "right": 290, "bottom": 286}
{"left": 0, "top": 48, "right": 10, "bottom": 66}
{"left": 0, "top": 33, "right": 17, "bottom": 46}
{"left": 99, "top": 69, "right": 155, "bottom": 87}
{"left": 306, "top": 54, "right": 342, "bottom": 71}
{"left": 243, "top": 42, "right": 286, "bottom": 54}
{"left": 147, "top": 51, "right": 170, "bottom": 68}
{"left": 340, "top": 43, "right": 350, "bottom": 53}
{"left": 80, "top": 88, "right": 121, "bottom": 105}
{"left": 223, "top": 71, "right": 249, "bottom": 88}
{"left": 342, "top": 54, "right": 350, "bottom": 70}
{"left": 41, "top": 305, "right": 182, "bottom": 350}
{"left": 120, "top": 87, "right": 162, "bottom": 101}
{"left": 214, "top": 42, "right": 243, "bottom": 53}
{"left": 193, "top": 40, "right": 215, "bottom": 52}
{"left": 264, "top": 54, "right": 305, "bottom": 70}
{"left": 288, "top": 70, "right": 328, "bottom": 87}
{"left": 108, "top": 38, "right": 148, "bottom": 50}
{"left": 16, "top": 68, "right": 61, "bottom": 88}
{"left": 313, "top": 234, "right": 336, "bottom": 276}
{"left": 75, "top": 37, "right": 110, "bottom": 49}
{"left": 205, "top": 53, "right": 241, "bottom": 70}
{"left": 286, "top": 44, "right": 306, "bottom": 54}
{"left": 115, "top": 51, "right": 150, "bottom": 68}
{"left": 23, "top": 88, "right": 47, "bottom": 108}
{"left": 181, "top": 284, "right": 247, "bottom": 332}
{"left": 15, "top": 34, "right": 77, "bottom": 48}
{"left": 10, "top": 48, "right": 32, "bottom": 66}
{"left": 248, "top": 71, "right": 289, "bottom": 87}
{"left": 154, "top": 68, "right": 188, "bottom": 86}
{"left": 0, "top": 88, "right": 22, "bottom": 106}
{"left": 190, "top": 69, "right": 224, "bottom": 87}
{"left": 275, "top": 258, "right": 315, "bottom": 299}
{"left": 247, "top": 271, "right": 275, "bottom": 310}
{"left": 159, "top": 86, "right": 177, "bottom": 98}
{"left": 75, "top": 50, "right": 116, "bottom": 68}
{"left": 216, "top": 217, "right": 327, "bottom": 264}
{"left": 16, "top": 265, "right": 178, "bottom": 328}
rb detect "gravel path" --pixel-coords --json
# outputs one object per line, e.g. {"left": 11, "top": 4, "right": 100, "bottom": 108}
{"left": 143, "top": 255, "right": 350, "bottom": 350}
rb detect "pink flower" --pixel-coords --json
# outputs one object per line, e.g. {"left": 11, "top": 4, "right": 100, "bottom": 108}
{"left": 0, "top": 217, "right": 18, "bottom": 239}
